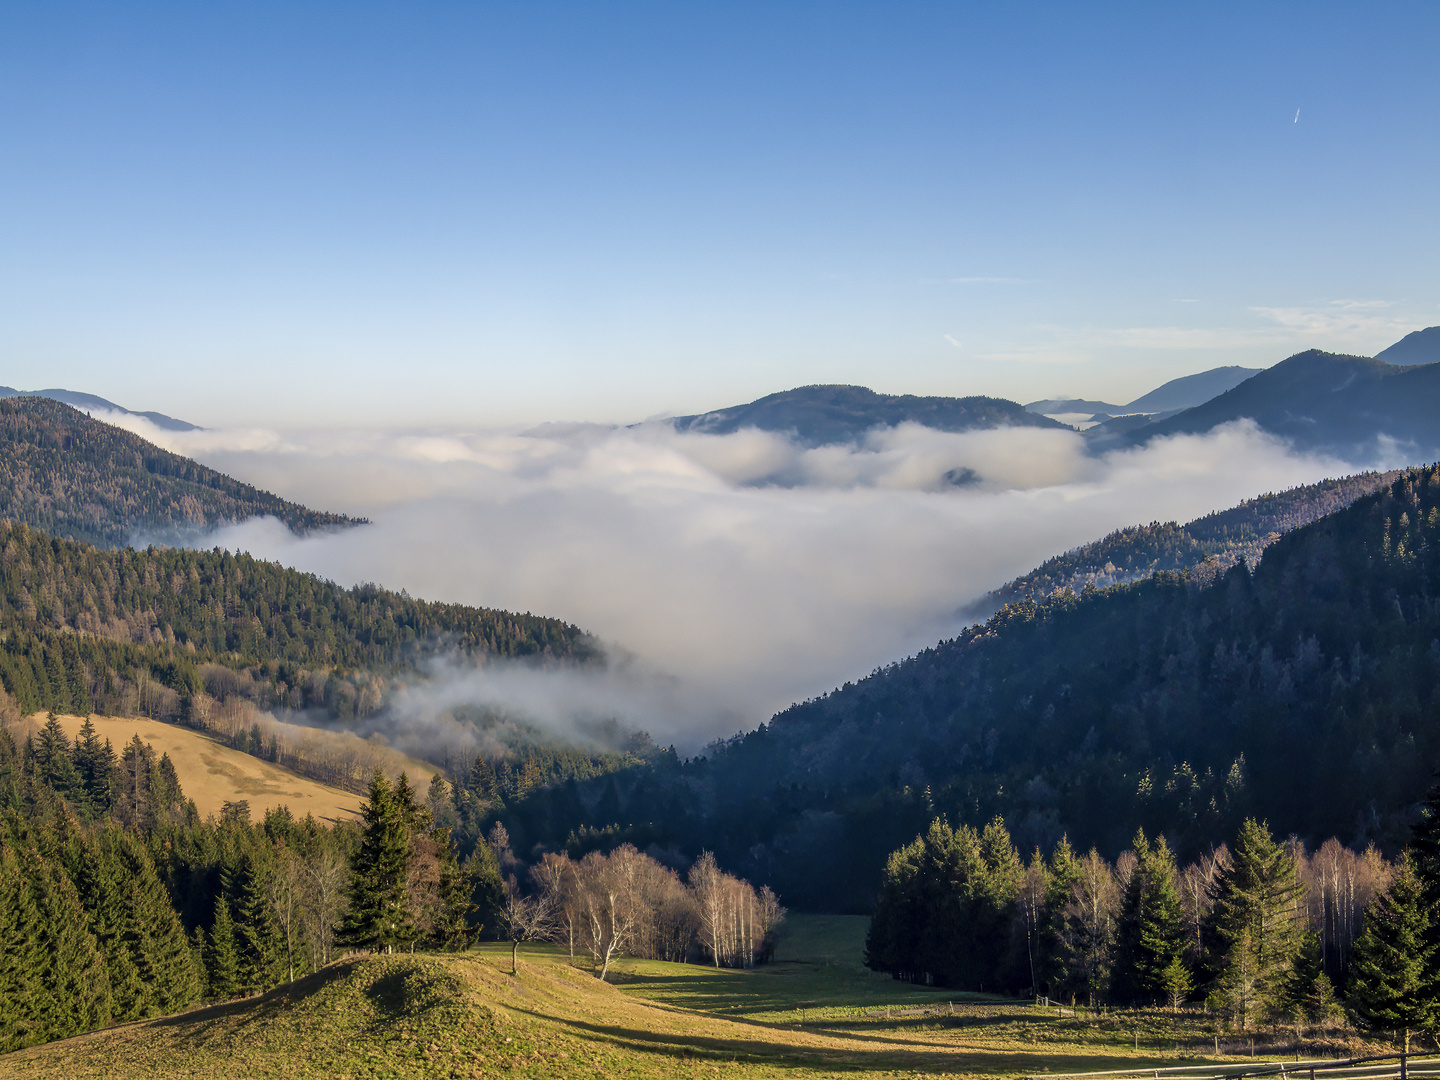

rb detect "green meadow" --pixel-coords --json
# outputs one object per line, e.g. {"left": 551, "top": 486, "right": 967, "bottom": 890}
{"left": 1, "top": 916, "right": 1373, "bottom": 1080}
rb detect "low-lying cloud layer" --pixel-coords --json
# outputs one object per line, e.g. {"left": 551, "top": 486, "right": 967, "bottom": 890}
{"left": 104, "top": 410, "right": 1399, "bottom": 750}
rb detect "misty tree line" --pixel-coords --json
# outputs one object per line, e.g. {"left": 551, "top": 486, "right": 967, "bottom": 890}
{"left": 867, "top": 805, "right": 1440, "bottom": 1039}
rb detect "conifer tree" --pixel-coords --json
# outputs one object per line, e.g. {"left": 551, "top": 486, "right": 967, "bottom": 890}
{"left": 0, "top": 839, "right": 47, "bottom": 1051}
{"left": 71, "top": 716, "right": 114, "bottom": 814}
{"left": 1205, "top": 818, "right": 1305, "bottom": 1024}
{"left": 34, "top": 712, "right": 82, "bottom": 804}
{"left": 116, "top": 829, "right": 202, "bottom": 1013}
{"left": 1040, "top": 836, "right": 1083, "bottom": 997}
{"left": 207, "top": 897, "right": 242, "bottom": 1001}
{"left": 429, "top": 826, "right": 474, "bottom": 949}
{"left": 63, "top": 827, "right": 147, "bottom": 1020}
{"left": 342, "top": 770, "right": 411, "bottom": 952}
{"left": 1347, "top": 854, "right": 1437, "bottom": 1051}
{"left": 27, "top": 851, "right": 112, "bottom": 1039}
{"left": 463, "top": 838, "right": 505, "bottom": 940}
{"left": 233, "top": 856, "right": 287, "bottom": 993}
{"left": 116, "top": 734, "right": 154, "bottom": 829}
{"left": 1111, "top": 829, "right": 1188, "bottom": 1005}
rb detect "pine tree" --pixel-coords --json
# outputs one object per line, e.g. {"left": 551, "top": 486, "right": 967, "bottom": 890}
{"left": 1040, "top": 836, "right": 1083, "bottom": 998}
{"left": 27, "top": 850, "right": 112, "bottom": 1040}
{"left": 33, "top": 712, "right": 82, "bottom": 803}
{"left": 1111, "top": 829, "right": 1188, "bottom": 1005}
{"left": 116, "top": 734, "right": 154, "bottom": 829}
{"left": 463, "top": 838, "right": 505, "bottom": 940}
{"left": 71, "top": 716, "right": 112, "bottom": 814}
{"left": 1347, "top": 854, "right": 1437, "bottom": 1050}
{"left": 207, "top": 897, "right": 242, "bottom": 1001}
{"left": 0, "top": 839, "right": 47, "bottom": 1051}
{"left": 1205, "top": 819, "right": 1305, "bottom": 1024}
{"left": 233, "top": 856, "right": 287, "bottom": 993}
{"left": 117, "top": 829, "right": 203, "bottom": 1013}
{"left": 341, "top": 770, "right": 411, "bottom": 952}
{"left": 429, "top": 827, "right": 474, "bottom": 950}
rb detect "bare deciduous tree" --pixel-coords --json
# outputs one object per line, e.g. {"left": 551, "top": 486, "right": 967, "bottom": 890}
{"left": 498, "top": 880, "right": 555, "bottom": 975}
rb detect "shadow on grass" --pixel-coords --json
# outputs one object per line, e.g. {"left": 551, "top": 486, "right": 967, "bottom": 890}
{"left": 505, "top": 1003, "right": 1178, "bottom": 1075}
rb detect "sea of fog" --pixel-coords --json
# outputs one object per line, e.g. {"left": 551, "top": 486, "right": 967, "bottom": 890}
{"left": 99, "top": 412, "right": 1398, "bottom": 752}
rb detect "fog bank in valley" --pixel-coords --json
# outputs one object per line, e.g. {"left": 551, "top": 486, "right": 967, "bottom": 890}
{"left": 106, "top": 412, "right": 1389, "bottom": 750}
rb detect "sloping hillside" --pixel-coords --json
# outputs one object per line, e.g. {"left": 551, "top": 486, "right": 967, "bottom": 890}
{"left": 0, "top": 387, "right": 199, "bottom": 431}
{"left": 672, "top": 384, "right": 1065, "bottom": 446}
{"left": 6, "top": 713, "right": 440, "bottom": 821}
{"left": 495, "top": 465, "right": 1440, "bottom": 911}
{"left": 1, "top": 944, "right": 1222, "bottom": 1079}
{"left": 0, "top": 518, "right": 596, "bottom": 727}
{"left": 979, "top": 469, "right": 1398, "bottom": 610}
{"left": 0, "top": 397, "right": 358, "bottom": 547}
{"left": 1119, "top": 350, "right": 1440, "bottom": 458}
{"left": 1375, "top": 325, "right": 1440, "bottom": 366}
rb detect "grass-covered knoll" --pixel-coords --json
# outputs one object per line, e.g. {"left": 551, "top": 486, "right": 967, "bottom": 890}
{"left": 5, "top": 917, "right": 1381, "bottom": 1080}
{"left": 0, "top": 397, "right": 360, "bottom": 548}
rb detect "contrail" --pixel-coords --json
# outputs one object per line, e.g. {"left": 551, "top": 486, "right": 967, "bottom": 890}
{"left": 1294, "top": 108, "right": 1300, "bottom": 123}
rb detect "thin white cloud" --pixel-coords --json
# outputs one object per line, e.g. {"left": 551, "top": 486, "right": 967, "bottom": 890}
{"left": 948, "top": 276, "right": 1035, "bottom": 284}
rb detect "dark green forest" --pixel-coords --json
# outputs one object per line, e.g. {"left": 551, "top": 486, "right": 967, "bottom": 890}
{"left": 0, "top": 518, "right": 596, "bottom": 719}
{"left": 0, "top": 713, "right": 503, "bottom": 1052}
{"left": 0, "top": 398, "right": 360, "bottom": 548}
{"left": 984, "top": 470, "right": 1398, "bottom": 609}
{"left": 863, "top": 806, "right": 1439, "bottom": 1042}
{"left": 494, "top": 465, "right": 1440, "bottom": 912}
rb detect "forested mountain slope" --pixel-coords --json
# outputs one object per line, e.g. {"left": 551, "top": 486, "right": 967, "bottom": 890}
{"left": 672, "top": 384, "right": 1065, "bottom": 446}
{"left": 981, "top": 470, "right": 1399, "bottom": 609}
{"left": 0, "top": 519, "right": 596, "bottom": 722}
{"left": 494, "top": 465, "right": 1440, "bottom": 912}
{"left": 0, "top": 397, "right": 358, "bottom": 547}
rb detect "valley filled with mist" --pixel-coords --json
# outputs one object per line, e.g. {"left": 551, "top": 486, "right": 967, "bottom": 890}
{"left": 86, "top": 380, "right": 1400, "bottom": 754}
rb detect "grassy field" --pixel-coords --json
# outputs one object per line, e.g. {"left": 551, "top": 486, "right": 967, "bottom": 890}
{"left": 9, "top": 713, "right": 436, "bottom": 823}
{"left": 0, "top": 915, "right": 1379, "bottom": 1080}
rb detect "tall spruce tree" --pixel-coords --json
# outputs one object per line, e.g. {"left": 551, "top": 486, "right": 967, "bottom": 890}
{"left": 1039, "top": 836, "right": 1083, "bottom": 998}
{"left": 0, "top": 838, "right": 47, "bottom": 1051}
{"left": 232, "top": 855, "right": 288, "bottom": 993}
{"left": 1111, "top": 829, "right": 1188, "bottom": 1005}
{"left": 206, "top": 897, "right": 242, "bottom": 1001}
{"left": 1347, "top": 854, "right": 1437, "bottom": 1050}
{"left": 430, "top": 826, "right": 475, "bottom": 950}
{"left": 1204, "top": 819, "right": 1305, "bottom": 1025}
{"left": 342, "top": 770, "right": 411, "bottom": 952}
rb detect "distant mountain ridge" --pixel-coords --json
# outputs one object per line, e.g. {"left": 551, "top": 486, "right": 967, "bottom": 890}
{"left": 0, "top": 386, "right": 199, "bottom": 431}
{"left": 0, "top": 397, "right": 359, "bottom": 548}
{"left": 1120, "top": 348, "right": 1440, "bottom": 458}
{"left": 1375, "top": 326, "right": 1440, "bottom": 366}
{"left": 672, "top": 384, "right": 1065, "bottom": 446}
{"left": 1026, "top": 366, "right": 1261, "bottom": 419}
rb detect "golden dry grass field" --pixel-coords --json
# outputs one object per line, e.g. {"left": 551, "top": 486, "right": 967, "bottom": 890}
{"left": 0, "top": 915, "right": 1351, "bottom": 1080}
{"left": 9, "top": 712, "right": 437, "bottom": 823}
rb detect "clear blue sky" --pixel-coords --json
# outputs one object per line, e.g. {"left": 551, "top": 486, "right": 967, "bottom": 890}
{"left": 2, "top": 1, "right": 1436, "bottom": 427}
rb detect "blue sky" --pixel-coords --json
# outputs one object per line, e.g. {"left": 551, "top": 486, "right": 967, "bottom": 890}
{"left": 2, "top": 1, "right": 1436, "bottom": 427}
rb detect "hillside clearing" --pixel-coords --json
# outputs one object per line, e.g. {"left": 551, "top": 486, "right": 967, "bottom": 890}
{"left": 8, "top": 713, "right": 435, "bottom": 822}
